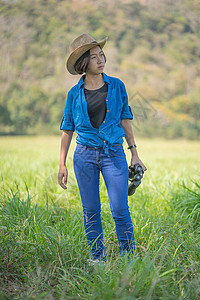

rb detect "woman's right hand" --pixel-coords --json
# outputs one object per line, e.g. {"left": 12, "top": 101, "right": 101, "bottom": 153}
{"left": 58, "top": 165, "right": 68, "bottom": 190}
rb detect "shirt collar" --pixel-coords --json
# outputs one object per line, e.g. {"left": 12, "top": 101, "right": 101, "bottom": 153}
{"left": 77, "top": 72, "right": 111, "bottom": 89}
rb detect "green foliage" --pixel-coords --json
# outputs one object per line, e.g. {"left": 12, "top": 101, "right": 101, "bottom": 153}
{"left": 171, "top": 181, "right": 200, "bottom": 228}
{"left": 0, "top": 0, "right": 200, "bottom": 138}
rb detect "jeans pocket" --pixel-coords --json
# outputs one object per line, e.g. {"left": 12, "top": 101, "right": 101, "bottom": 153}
{"left": 74, "top": 144, "right": 87, "bottom": 155}
{"left": 109, "top": 146, "right": 125, "bottom": 157}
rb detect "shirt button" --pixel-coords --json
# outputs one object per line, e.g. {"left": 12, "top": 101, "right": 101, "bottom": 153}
{"left": 104, "top": 140, "right": 106, "bottom": 143}
{"left": 104, "top": 121, "right": 105, "bottom": 123}
{"left": 107, "top": 110, "right": 109, "bottom": 112}
{"left": 99, "top": 130, "right": 100, "bottom": 133}
{"left": 106, "top": 99, "right": 108, "bottom": 102}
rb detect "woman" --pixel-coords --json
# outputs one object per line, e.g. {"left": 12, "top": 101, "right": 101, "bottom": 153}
{"left": 58, "top": 33, "right": 147, "bottom": 263}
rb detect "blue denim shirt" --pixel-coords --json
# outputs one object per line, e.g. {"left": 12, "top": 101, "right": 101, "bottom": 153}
{"left": 60, "top": 73, "right": 133, "bottom": 154}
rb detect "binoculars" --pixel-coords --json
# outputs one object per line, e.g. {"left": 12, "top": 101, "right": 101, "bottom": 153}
{"left": 128, "top": 163, "right": 144, "bottom": 196}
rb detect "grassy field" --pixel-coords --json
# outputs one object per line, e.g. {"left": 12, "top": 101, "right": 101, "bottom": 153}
{"left": 0, "top": 136, "right": 200, "bottom": 299}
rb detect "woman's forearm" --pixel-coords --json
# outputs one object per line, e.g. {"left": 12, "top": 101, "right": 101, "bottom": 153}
{"left": 120, "top": 119, "right": 138, "bottom": 157}
{"left": 59, "top": 130, "right": 73, "bottom": 167}
{"left": 121, "top": 119, "right": 147, "bottom": 171}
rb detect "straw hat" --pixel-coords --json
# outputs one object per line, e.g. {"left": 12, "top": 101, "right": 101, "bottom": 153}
{"left": 66, "top": 33, "right": 108, "bottom": 75}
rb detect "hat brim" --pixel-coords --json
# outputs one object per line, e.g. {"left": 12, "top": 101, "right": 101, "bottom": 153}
{"left": 66, "top": 37, "right": 108, "bottom": 75}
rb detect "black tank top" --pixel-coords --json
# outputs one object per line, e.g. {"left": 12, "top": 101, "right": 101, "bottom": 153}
{"left": 84, "top": 83, "right": 108, "bottom": 129}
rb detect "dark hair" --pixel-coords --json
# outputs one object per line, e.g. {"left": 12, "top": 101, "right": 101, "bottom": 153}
{"left": 74, "top": 48, "right": 106, "bottom": 74}
{"left": 74, "top": 50, "right": 90, "bottom": 75}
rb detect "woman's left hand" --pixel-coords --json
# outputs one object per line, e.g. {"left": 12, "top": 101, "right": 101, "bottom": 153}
{"left": 131, "top": 156, "right": 147, "bottom": 172}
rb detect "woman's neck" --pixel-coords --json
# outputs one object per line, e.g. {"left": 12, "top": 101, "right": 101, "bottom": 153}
{"left": 84, "top": 73, "right": 104, "bottom": 90}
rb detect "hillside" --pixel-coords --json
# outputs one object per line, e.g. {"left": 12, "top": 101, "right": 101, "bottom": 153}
{"left": 0, "top": 0, "right": 200, "bottom": 138}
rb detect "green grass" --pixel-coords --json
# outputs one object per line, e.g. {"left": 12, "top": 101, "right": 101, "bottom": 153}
{"left": 0, "top": 136, "right": 200, "bottom": 299}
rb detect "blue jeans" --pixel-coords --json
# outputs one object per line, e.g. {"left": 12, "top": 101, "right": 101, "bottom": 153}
{"left": 73, "top": 144, "right": 135, "bottom": 259}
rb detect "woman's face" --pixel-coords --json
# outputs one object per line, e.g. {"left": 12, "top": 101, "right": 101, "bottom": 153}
{"left": 87, "top": 46, "right": 106, "bottom": 75}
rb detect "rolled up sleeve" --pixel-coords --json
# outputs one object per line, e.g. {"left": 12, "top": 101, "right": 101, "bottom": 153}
{"left": 60, "top": 91, "right": 75, "bottom": 131}
{"left": 120, "top": 83, "right": 133, "bottom": 120}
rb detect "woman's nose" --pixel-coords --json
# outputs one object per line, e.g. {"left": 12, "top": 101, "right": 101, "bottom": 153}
{"left": 97, "top": 55, "right": 102, "bottom": 63}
